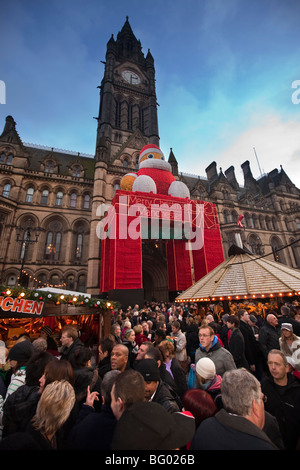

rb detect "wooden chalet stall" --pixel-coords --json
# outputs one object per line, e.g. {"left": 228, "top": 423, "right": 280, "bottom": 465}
{"left": 175, "top": 246, "right": 300, "bottom": 316}
{"left": 0, "top": 286, "right": 119, "bottom": 349}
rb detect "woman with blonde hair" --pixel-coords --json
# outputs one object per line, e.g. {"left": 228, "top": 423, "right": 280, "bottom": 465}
{"left": 28, "top": 380, "right": 76, "bottom": 449}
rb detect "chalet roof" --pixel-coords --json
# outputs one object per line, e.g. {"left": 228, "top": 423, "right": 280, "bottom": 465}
{"left": 175, "top": 246, "right": 300, "bottom": 302}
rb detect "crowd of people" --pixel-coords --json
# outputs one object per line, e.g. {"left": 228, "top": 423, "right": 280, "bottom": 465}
{"left": 0, "top": 299, "right": 300, "bottom": 450}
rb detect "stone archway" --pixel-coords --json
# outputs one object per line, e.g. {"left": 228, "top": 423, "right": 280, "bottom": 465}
{"left": 142, "top": 242, "right": 169, "bottom": 302}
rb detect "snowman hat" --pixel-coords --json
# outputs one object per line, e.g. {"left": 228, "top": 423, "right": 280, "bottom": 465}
{"left": 139, "top": 144, "right": 164, "bottom": 163}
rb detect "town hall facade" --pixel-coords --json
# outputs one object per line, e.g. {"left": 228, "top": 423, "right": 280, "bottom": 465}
{"left": 0, "top": 18, "right": 299, "bottom": 302}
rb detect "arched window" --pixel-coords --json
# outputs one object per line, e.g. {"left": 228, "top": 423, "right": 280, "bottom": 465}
{"left": 113, "top": 182, "right": 120, "bottom": 195}
{"left": 0, "top": 152, "right": 5, "bottom": 163}
{"left": 70, "top": 192, "right": 77, "bottom": 208}
{"left": 37, "top": 273, "right": 47, "bottom": 287}
{"left": 55, "top": 191, "right": 63, "bottom": 206}
{"left": 66, "top": 274, "right": 75, "bottom": 290}
{"left": 50, "top": 274, "right": 61, "bottom": 287}
{"left": 83, "top": 193, "right": 90, "bottom": 209}
{"left": 72, "top": 165, "right": 81, "bottom": 177}
{"left": 7, "top": 274, "right": 17, "bottom": 286}
{"left": 223, "top": 210, "right": 229, "bottom": 224}
{"left": 231, "top": 211, "right": 238, "bottom": 224}
{"left": 248, "top": 234, "right": 264, "bottom": 255}
{"left": 271, "top": 236, "right": 286, "bottom": 264}
{"left": 75, "top": 233, "right": 83, "bottom": 259}
{"left": 258, "top": 215, "right": 264, "bottom": 229}
{"left": 41, "top": 189, "right": 49, "bottom": 205}
{"left": 25, "top": 187, "right": 34, "bottom": 203}
{"left": 265, "top": 217, "right": 271, "bottom": 230}
{"left": 251, "top": 214, "right": 257, "bottom": 229}
{"left": 44, "top": 221, "right": 62, "bottom": 260}
{"left": 6, "top": 154, "right": 13, "bottom": 165}
{"left": 2, "top": 183, "right": 11, "bottom": 198}
{"left": 78, "top": 274, "right": 86, "bottom": 292}
{"left": 45, "top": 161, "right": 54, "bottom": 173}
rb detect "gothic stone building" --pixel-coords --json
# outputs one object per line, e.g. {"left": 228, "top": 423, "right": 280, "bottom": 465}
{"left": 0, "top": 18, "right": 299, "bottom": 301}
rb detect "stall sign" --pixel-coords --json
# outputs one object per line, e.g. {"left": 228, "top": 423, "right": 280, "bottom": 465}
{"left": 0, "top": 296, "right": 45, "bottom": 317}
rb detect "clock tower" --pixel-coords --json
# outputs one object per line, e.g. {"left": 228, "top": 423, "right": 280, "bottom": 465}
{"left": 95, "top": 16, "right": 160, "bottom": 161}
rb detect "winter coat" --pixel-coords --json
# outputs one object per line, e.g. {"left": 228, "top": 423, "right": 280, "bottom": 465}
{"left": 135, "top": 333, "right": 150, "bottom": 347}
{"left": 239, "top": 319, "right": 262, "bottom": 366}
{"left": 152, "top": 379, "right": 181, "bottom": 413}
{"left": 279, "top": 336, "right": 300, "bottom": 370}
{"left": 228, "top": 328, "right": 249, "bottom": 369}
{"left": 261, "top": 372, "right": 300, "bottom": 449}
{"left": 67, "top": 404, "right": 117, "bottom": 450}
{"left": 172, "top": 329, "right": 187, "bottom": 362}
{"left": 73, "top": 367, "right": 102, "bottom": 410}
{"left": 195, "top": 336, "right": 236, "bottom": 377}
{"left": 169, "top": 357, "right": 188, "bottom": 399}
{"left": 122, "top": 339, "right": 138, "bottom": 367}
{"left": 190, "top": 408, "right": 278, "bottom": 450}
{"left": 60, "top": 337, "right": 84, "bottom": 362}
{"left": 185, "top": 324, "right": 199, "bottom": 363}
{"left": 97, "top": 356, "right": 112, "bottom": 379}
{"left": 2, "top": 384, "right": 40, "bottom": 438}
{"left": 258, "top": 323, "right": 280, "bottom": 361}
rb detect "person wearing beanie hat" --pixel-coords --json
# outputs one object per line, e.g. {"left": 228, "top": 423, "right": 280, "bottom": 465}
{"left": 7, "top": 340, "right": 34, "bottom": 363}
{"left": 135, "top": 359, "right": 181, "bottom": 413}
{"left": 194, "top": 357, "right": 223, "bottom": 409}
{"left": 196, "top": 357, "right": 216, "bottom": 381}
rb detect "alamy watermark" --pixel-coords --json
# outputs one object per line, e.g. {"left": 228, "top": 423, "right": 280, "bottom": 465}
{"left": 95, "top": 194, "right": 204, "bottom": 250}
{"left": 0, "top": 80, "right": 6, "bottom": 104}
{"left": 291, "top": 80, "right": 300, "bottom": 104}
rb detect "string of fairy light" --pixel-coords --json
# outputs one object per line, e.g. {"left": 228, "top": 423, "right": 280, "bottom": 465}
{"left": 0, "top": 286, "right": 119, "bottom": 310}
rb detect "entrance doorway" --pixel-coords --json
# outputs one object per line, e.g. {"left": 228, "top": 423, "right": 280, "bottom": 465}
{"left": 142, "top": 240, "right": 169, "bottom": 302}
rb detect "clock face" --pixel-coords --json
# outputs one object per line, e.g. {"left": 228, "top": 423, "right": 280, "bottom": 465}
{"left": 122, "top": 70, "right": 141, "bottom": 85}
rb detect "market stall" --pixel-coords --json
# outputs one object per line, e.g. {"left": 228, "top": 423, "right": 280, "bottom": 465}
{"left": 175, "top": 245, "right": 300, "bottom": 317}
{"left": 0, "top": 286, "right": 120, "bottom": 349}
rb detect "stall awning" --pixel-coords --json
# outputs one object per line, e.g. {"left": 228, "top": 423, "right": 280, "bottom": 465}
{"left": 175, "top": 247, "right": 300, "bottom": 302}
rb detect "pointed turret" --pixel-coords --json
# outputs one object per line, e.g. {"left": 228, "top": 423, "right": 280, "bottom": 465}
{"left": 115, "top": 17, "right": 144, "bottom": 63}
{"left": 168, "top": 148, "right": 178, "bottom": 176}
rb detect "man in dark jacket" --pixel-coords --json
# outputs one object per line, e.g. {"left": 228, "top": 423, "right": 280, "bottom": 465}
{"left": 190, "top": 368, "right": 278, "bottom": 450}
{"left": 261, "top": 349, "right": 300, "bottom": 450}
{"left": 136, "top": 358, "right": 181, "bottom": 413}
{"left": 67, "top": 370, "right": 120, "bottom": 450}
{"left": 60, "top": 325, "right": 84, "bottom": 362}
{"left": 238, "top": 309, "right": 263, "bottom": 379}
{"left": 258, "top": 313, "right": 280, "bottom": 364}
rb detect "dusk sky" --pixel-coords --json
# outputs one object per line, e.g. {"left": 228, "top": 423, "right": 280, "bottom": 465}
{"left": 1, "top": 0, "right": 300, "bottom": 188}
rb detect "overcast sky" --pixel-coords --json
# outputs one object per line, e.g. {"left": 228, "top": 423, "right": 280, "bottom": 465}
{"left": 1, "top": 0, "right": 300, "bottom": 188}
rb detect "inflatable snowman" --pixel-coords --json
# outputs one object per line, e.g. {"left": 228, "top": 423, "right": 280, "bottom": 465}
{"left": 120, "top": 144, "right": 190, "bottom": 198}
